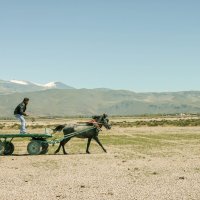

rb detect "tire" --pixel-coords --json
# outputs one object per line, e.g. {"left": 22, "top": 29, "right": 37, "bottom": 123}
{"left": 27, "top": 140, "right": 42, "bottom": 155}
{"left": 40, "top": 142, "right": 49, "bottom": 154}
{"left": 4, "top": 142, "right": 15, "bottom": 155}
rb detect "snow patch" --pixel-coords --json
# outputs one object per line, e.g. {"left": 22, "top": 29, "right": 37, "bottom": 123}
{"left": 10, "top": 80, "right": 29, "bottom": 85}
{"left": 44, "top": 82, "right": 57, "bottom": 88}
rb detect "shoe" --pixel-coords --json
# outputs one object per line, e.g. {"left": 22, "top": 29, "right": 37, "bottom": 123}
{"left": 20, "top": 132, "right": 28, "bottom": 134}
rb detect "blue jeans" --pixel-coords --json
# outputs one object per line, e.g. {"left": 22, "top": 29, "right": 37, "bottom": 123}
{"left": 15, "top": 114, "right": 26, "bottom": 133}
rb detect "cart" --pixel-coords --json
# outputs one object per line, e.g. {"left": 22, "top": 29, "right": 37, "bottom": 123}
{"left": 0, "top": 133, "right": 52, "bottom": 155}
{"left": 0, "top": 126, "right": 96, "bottom": 155}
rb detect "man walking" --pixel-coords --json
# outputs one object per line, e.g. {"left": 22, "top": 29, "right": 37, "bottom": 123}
{"left": 14, "top": 98, "right": 29, "bottom": 134}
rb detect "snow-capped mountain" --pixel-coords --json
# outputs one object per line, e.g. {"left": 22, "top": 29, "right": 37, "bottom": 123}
{"left": 10, "top": 80, "right": 73, "bottom": 89}
{"left": 0, "top": 79, "right": 74, "bottom": 94}
{"left": 44, "top": 82, "right": 71, "bottom": 89}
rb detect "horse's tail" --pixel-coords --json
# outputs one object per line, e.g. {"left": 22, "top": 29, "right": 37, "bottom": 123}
{"left": 53, "top": 124, "right": 66, "bottom": 133}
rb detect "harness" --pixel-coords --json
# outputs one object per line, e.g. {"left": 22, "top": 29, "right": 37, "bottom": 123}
{"left": 78, "top": 119, "right": 102, "bottom": 131}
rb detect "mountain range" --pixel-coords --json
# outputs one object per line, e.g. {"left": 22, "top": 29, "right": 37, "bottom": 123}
{"left": 0, "top": 79, "right": 200, "bottom": 117}
{"left": 0, "top": 80, "right": 73, "bottom": 94}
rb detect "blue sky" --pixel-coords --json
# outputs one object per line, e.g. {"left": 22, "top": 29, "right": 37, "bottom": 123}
{"left": 0, "top": 0, "right": 200, "bottom": 92}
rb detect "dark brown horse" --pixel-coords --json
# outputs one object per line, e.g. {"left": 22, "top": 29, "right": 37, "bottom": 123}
{"left": 53, "top": 114, "right": 111, "bottom": 154}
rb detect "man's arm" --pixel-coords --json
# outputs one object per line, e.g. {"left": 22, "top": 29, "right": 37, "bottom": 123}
{"left": 19, "top": 104, "right": 27, "bottom": 116}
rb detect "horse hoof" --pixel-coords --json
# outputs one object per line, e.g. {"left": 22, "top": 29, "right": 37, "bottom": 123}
{"left": 86, "top": 151, "right": 90, "bottom": 154}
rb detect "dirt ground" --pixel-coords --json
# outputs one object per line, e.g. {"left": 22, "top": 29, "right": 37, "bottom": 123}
{"left": 1, "top": 119, "right": 200, "bottom": 200}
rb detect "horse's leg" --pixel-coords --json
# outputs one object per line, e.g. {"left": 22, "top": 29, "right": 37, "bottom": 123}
{"left": 86, "top": 137, "right": 92, "bottom": 154}
{"left": 93, "top": 136, "right": 107, "bottom": 153}
{"left": 54, "top": 143, "right": 62, "bottom": 154}
{"left": 61, "top": 138, "right": 71, "bottom": 155}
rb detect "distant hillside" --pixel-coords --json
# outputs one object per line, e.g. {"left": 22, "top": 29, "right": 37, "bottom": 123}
{"left": 1, "top": 89, "right": 200, "bottom": 117}
{"left": 0, "top": 80, "right": 74, "bottom": 94}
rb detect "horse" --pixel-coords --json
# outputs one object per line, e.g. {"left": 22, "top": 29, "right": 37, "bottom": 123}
{"left": 53, "top": 114, "right": 111, "bottom": 154}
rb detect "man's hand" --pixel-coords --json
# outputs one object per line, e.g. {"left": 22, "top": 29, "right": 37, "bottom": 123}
{"left": 24, "top": 113, "right": 29, "bottom": 116}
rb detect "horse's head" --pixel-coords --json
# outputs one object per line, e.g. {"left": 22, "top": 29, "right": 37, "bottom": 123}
{"left": 92, "top": 114, "right": 111, "bottom": 130}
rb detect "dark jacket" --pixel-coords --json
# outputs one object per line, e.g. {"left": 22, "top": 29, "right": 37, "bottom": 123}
{"left": 14, "top": 102, "right": 27, "bottom": 115}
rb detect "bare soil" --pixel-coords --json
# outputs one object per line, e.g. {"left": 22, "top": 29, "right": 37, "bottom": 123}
{"left": 1, "top": 119, "right": 200, "bottom": 200}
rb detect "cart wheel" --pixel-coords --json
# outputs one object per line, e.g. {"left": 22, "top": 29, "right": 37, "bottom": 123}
{"left": 4, "top": 142, "right": 15, "bottom": 155}
{"left": 40, "top": 142, "right": 49, "bottom": 154}
{"left": 0, "top": 140, "right": 5, "bottom": 155}
{"left": 27, "top": 141, "right": 42, "bottom": 155}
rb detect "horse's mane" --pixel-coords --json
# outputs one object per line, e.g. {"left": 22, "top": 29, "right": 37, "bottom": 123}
{"left": 92, "top": 115, "right": 102, "bottom": 121}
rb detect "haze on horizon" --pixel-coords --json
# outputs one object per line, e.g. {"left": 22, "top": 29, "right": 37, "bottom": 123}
{"left": 0, "top": 0, "right": 200, "bottom": 92}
